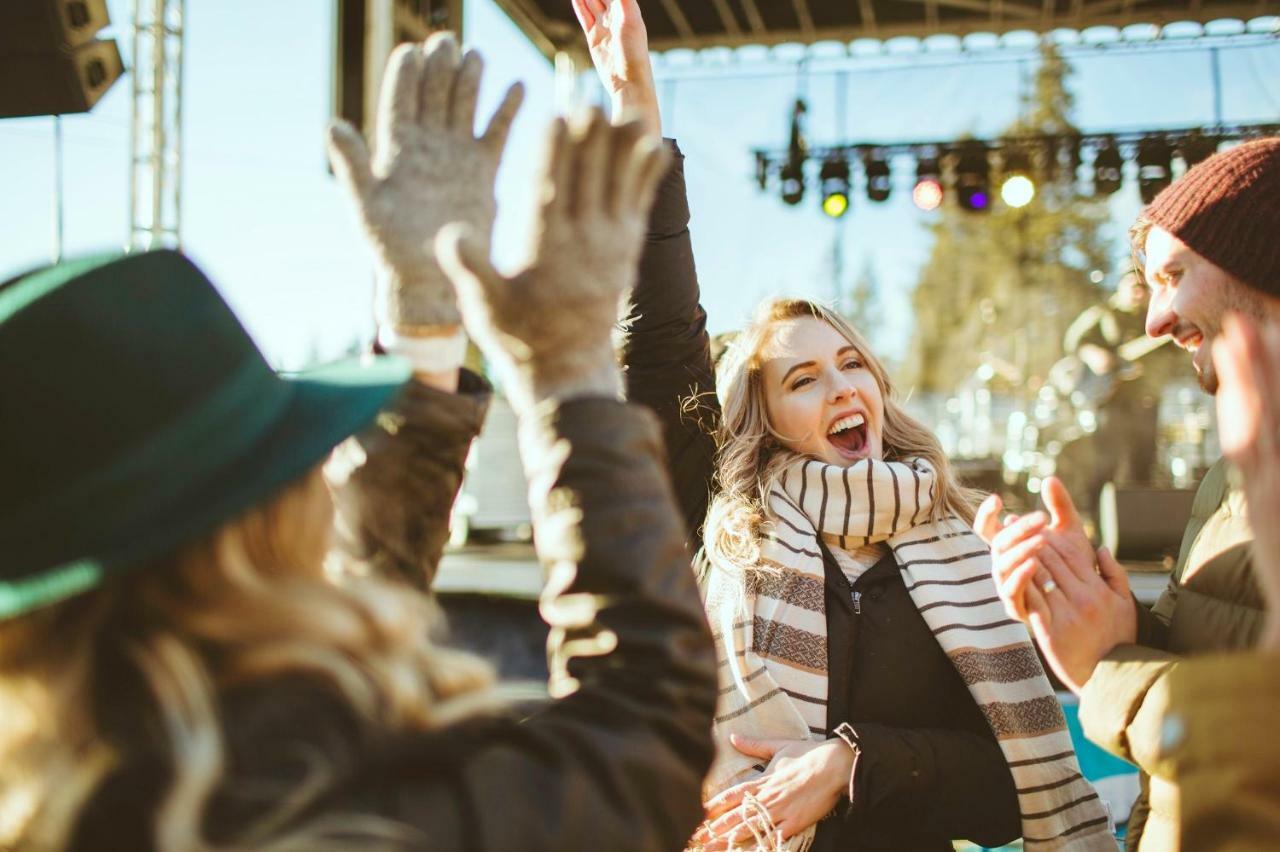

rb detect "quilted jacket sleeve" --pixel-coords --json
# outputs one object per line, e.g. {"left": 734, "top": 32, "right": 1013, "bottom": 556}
{"left": 326, "top": 370, "right": 490, "bottom": 589}
{"left": 621, "top": 139, "right": 719, "bottom": 554}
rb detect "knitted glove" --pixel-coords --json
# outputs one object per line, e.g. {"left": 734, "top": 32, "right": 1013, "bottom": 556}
{"left": 327, "top": 33, "right": 524, "bottom": 330}
{"left": 437, "top": 109, "right": 670, "bottom": 411}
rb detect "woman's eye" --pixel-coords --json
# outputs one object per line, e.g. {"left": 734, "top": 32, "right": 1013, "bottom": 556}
{"left": 842, "top": 359, "right": 863, "bottom": 370}
{"left": 790, "top": 376, "right": 814, "bottom": 390}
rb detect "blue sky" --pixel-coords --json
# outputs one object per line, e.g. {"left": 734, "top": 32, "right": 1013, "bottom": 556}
{"left": 1, "top": 2, "right": 1276, "bottom": 369}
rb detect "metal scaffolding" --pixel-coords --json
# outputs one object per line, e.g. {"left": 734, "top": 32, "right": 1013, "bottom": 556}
{"left": 129, "top": 0, "right": 185, "bottom": 250}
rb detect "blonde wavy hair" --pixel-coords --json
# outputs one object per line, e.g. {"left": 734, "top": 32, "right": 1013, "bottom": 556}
{"left": 0, "top": 468, "right": 493, "bottom": 851}
{"left": 701, "top": 298, "right": 982, "bottom": 580}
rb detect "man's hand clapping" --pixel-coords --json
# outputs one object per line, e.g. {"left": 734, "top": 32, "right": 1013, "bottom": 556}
{"left": 975, "top": 479, "right": 1137, "bottom": 693}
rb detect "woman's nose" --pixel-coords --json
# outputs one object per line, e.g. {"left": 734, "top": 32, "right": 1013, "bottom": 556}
{"left": 827, "top": 374, "right": 856, "bottom": 404}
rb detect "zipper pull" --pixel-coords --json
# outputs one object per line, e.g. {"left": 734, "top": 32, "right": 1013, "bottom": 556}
{"left": 852, "top": 591, "right": 862, "bottom": 615}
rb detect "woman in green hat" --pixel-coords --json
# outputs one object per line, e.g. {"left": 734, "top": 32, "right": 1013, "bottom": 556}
{"left": 0, "top": 36, "right": 715, "bottom": 850}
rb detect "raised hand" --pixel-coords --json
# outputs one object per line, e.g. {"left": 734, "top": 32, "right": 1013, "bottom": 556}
{"left": 436, "top": 109, "right": 669, "bottom": 410}
{"left": 327, "top": 34, "right": 524, "bottom": 330}
{"left": 975, "top": 479, "right": 1136, "bottom": 693}
{"left": 571, "top": 0, "right": 660, "bottom": 136}
{"left": 1212, "top": 313, "right": 1280, "bottom": 650}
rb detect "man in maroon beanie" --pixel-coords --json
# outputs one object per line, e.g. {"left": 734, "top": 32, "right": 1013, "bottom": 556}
{"left": 976, "top": 136, "right": 1280, "bottom": 851}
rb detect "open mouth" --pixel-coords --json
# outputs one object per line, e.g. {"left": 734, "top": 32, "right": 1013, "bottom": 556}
{"left": 827, "top": 413, "right": 869, "bottom": 459}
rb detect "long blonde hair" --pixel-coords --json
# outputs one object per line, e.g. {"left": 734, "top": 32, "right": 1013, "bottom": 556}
{"left": 0, "top": 469, "right": 493, "bottom": 850}
{"left": 701, "top": 298, "right": 982, "bottom": 579}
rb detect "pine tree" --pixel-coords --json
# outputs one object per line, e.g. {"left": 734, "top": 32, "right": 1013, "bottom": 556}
{"left": 903, "top": 43, "right": 1113, "bottom": 395}
{"left": 845, "top": 258, "right": 882, "bottom": 346}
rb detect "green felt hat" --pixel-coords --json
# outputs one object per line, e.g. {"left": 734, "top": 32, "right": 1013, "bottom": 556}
{"left": 0, "top": 249, "right": 410, "bottom": 619}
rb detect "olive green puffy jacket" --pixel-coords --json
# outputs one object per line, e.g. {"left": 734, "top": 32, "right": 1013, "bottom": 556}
{"left": 1079, "top": 457, "right": 1266, "bottom": 850}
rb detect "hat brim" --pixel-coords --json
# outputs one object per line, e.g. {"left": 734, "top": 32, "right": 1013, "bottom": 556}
{"left": 0, "top": 354, "right": 412, "bottom": 619}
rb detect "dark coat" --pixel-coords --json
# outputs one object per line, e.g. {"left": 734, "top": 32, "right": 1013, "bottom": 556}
{"left": 816, "top": 546, "right": 1021, "bottom": 851}
{"left": 70, "top": 375, "right": 718, "bottom": 850}
{"left": 631, "top": 144, "right": 1020, "bottom": 850}
{"left": 621, "top": 142, "right": 720, "bottom": 555}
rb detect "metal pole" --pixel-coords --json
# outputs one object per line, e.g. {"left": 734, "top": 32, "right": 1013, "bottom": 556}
{"left": 128, "top": 0, "right": 141, "bottom": 249}
{"left": 1210, "top": 46, "right": 1223, "bottom": 127}
{"left": 173, "top": 0, "right": 185, "bottom": 247}
{"left": 53, "top": 115, "right": 64, "bottom": 262}
{"left": 150, "top": 0, "right": 165, "bottom": 249}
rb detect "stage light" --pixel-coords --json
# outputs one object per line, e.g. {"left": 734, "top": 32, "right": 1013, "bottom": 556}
{"left": 953, "top": 143, "right": 991, "bottom": 213}
{"left": 819, "top": 157, "right": 851, "bottom": 218}
{"left": 1001, "top": 175, "right": 1035, "bottom": 208}
{"left": 1137, "top": 137, "right": 1173, "bottom": 204}
{"left": 780, "top": 160, "right": 805, "bottom": 206}
{"left": 1000, "top": 149, "right": 1036, "bottom": 209}
{"left": 1092, "top": 139, "right": 1123, "bottom": 196}
{"left": 912, "top": 157, "right": 943, "bottom": 211}
{"left": 863, "top": 151, "right": 891, "bottom": 203}
{"left": 779, "top": 98, "right": 808, "bottom": 206}
{"left": 1178, "top": 134, "right": 1218, "bottom": 169}
{"left": 912, "top": 178, "right": 943, "bottom": 211}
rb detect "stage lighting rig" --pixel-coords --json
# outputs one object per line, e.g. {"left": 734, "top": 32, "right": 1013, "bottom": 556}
{"left": 863, "top": 151, "right": 891, "bottom": 203}
{"left": 820, "top": 157, "right": 851, "bottom": 218}
{"left": 1092, "top": 139, "right": 1124, "bottom": 197}
{"left": 953, "top": 143, "right": 991, "bottom": 213}
{"left": 1137, "top": 137, "right": 1173, "bottom": 204}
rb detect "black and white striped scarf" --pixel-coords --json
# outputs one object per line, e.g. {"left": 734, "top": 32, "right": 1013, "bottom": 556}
{"left": 702, "top": 457, "right": 1112, "bottom": 850}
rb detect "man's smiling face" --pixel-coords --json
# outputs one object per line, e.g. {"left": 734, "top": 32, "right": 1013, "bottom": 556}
{"left": 1143, "top": 225, "right": 1267, "bottom": 395}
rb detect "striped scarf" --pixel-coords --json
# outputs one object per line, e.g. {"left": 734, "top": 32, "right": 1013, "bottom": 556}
{"left": 702, "top": 457, "right": 1112, "bottom": 850}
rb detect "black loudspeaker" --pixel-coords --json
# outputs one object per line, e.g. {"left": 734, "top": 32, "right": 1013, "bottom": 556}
{"left": 1098, "top": 483, "right": 1196, "bottom": 563}
{"left": 0, "top": 0, "right": 123, "bottom": 119}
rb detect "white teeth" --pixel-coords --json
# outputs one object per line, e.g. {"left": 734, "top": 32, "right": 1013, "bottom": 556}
{"left": 828, "top": 413, "right": 865, "bottom": 435}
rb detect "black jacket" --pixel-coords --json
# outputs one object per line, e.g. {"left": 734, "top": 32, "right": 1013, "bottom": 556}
{"left": 70, "top": 379, "right": 717, "bottom": 851}
{"left": 631, "top": 144, "right": 1021, "bottom": 850}
{"left": 817, "top": 544, "right": 1021, "bottom": 850}
{"left": 622, "top": 141, "right": 720, "bottom": 555}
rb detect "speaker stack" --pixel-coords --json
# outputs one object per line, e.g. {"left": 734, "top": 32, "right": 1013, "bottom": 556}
{"left": 0, "top": 0, "right": 123, "bottom": 119}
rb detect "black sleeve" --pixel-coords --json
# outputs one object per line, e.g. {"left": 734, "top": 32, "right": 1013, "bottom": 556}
{"left": 364, "top": 399, "right": 718, "bottom": 852}
{"left": 620, "top": 139, "right": 720, "bottom": 553}
{"left": 837, "top": 722, "right": 1023, "bottom": 848}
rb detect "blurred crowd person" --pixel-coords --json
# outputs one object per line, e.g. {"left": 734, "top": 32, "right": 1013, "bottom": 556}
{"left": 572, "top": 2, "right": 1109, "bottom": 849}
{"left": 981, "top": 135, "right": 1280, "bottom": 850}
{"left": 0, "top": 35, "right": 718, "bottom": 851}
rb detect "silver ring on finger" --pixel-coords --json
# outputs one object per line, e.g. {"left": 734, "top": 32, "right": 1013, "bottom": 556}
{"left": 1041, "top": 578, "right": 1059, "bottom": 595}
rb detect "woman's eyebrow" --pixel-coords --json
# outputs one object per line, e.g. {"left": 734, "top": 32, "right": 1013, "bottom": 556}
{"left": 780, "top": 360, "right": 816, "bottom": 385}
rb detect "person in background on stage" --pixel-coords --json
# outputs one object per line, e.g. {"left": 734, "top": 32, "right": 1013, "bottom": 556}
{"left": 0, "top": 35, "right": 716, "bottom": 851}
{"left": 980, "top": 136, "right": 1280, "bottom": 851}
{"left": 1058, "top": 271, "right": 1163, "bottom": 514}
{"left": 572, "top": 3, "right": 1110, "bottom": 850}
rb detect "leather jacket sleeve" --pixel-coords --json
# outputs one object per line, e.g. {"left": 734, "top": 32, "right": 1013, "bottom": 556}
{"left": 368, "top": 398, "right": 718, "bottom": 850}
{"left": 326, "top": 370, "right": 490, "bottom": 589}
{"left": 621, "top": 139, "right": 719, "bottom": 553}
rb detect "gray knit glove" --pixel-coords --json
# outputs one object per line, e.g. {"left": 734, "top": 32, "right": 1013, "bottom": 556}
{"left": 436, "top": 110, "right": 670, "bottom": 411}
{"left": 327, "top": 33, "right": 523, "bottom": 330}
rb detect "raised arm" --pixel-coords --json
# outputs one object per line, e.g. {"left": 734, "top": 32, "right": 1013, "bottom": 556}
{"left": 575, "top": 0, "right": 720, "bottom": 548}
{"left": 324, "top": 34, "right": 521, "bottom": 587}
{"left": 380, "top": 108, "right": 716, "bottom": 849}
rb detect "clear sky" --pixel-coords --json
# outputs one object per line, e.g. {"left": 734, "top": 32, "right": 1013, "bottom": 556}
{"left": 1, "top": 2, "right": 1276, "bottom": 369}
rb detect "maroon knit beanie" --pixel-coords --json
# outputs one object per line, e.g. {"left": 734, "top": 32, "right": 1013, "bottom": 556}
{"left": 1142, "top": 136, "right": 1280, "bottom": 297}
